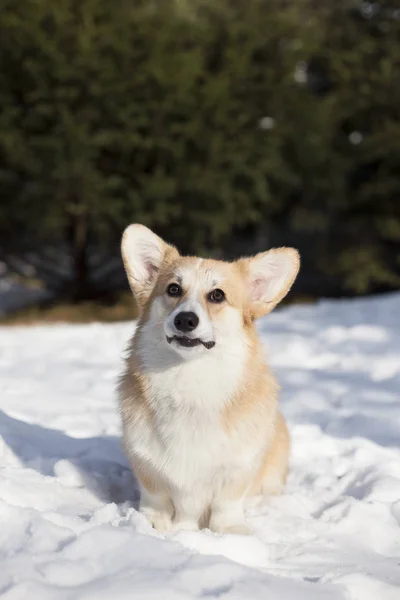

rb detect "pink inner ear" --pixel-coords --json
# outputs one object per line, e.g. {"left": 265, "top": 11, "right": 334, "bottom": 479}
{"left": 145, "top": 259, "right": 159, "bottom": 281}
{"left": 250, "top": 277, "right": 267, "bottom": 302}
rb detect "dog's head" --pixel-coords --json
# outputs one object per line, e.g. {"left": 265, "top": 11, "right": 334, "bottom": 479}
{"left": 122, "top": 225, "right": 299, "bottom": 360}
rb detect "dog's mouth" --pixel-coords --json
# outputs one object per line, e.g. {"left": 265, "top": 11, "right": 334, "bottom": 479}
{"left": 166, "top": 336, "right": 215, "bottom": 350}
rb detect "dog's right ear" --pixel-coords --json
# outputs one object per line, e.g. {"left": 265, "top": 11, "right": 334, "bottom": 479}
{"left": 121, "top": 224, "right": 178, "bottom": 308}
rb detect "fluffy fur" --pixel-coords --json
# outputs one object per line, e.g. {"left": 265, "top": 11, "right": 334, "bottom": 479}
{"left": 118, "top": 224, "right": 300, "bottom": 534}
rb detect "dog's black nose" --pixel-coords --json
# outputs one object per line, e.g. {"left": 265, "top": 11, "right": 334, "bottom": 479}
{"left": 174, "top": 311, "right": 199, "bottom": 332}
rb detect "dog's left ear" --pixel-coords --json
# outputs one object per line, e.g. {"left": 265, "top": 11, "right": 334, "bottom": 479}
{"left": 238, "top": 248, "right": 300, "bottom": 319}
{"left": 121, "top": 224, "right": 178, "bottom": 309}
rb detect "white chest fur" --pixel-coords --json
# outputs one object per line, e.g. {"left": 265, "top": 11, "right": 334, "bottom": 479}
{"left": 126, "top": 337, "right": 256, "bottom": 493}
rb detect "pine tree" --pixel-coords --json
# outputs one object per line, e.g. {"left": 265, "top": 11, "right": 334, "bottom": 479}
{"left": 0, "top": 0, "right": 314, "bottom": 298}
{"left": 287, "top": 0, "right": 400, "bottom": 293}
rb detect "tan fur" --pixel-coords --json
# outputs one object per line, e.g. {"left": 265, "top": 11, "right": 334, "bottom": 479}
{"left": 221, "top": 326, "right": 279, "bottom": 433}
{"left": 118, "top": 224, "right": 299, "bottom": 534}
{"left": 251, "top": 412, "right": 290, "bottom": 496}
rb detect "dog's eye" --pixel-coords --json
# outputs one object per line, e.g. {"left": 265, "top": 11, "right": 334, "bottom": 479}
{"left": 208, "top": 289, "right": 225, "bottom": 303}
{"left": 167, "top": 283, "right": 182, "bottom": 297}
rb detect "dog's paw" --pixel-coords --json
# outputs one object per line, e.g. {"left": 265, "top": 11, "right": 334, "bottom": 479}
{"left": 209, "top": 519, "right": 252, "bottom": 536}
{"left": 141, "top": 509, "right": 173, "bottom": 532}
{"left": 171, "top": 519, "right": 199, "bottom": 533}
{"left": 222, "top": 523, "right": 252, "bottom": 536}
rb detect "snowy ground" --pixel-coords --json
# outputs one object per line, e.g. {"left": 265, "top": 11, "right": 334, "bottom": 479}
{"left": 1, "top": 294, "right": 400, "bottom": 599}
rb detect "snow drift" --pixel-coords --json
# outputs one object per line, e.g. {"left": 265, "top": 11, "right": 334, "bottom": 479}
{"left": 1, "top": 294, "right": 399, "bottom": 599}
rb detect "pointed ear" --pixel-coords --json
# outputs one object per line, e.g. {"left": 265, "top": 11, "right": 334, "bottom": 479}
{"left": 121, "top": 224, "right": 178, "bottom": 308}
{"left": 239, "top": 248, "right": 300, "bottom": 319}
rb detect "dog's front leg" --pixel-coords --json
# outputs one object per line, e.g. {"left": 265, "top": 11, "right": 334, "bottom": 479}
{"left": 139, "top": 487, "right": 174, "bottom": 532}
{"left": 171, "top": 490, "right": 207, "bottom": 532}
{"left": 133, "top": 460, "right": 174, "bottom": 532}
{"left": 209, "top": 477, "right": 252, "bottom": 535}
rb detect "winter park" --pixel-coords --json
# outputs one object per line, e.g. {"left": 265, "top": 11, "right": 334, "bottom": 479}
{"left": 1, "top": 2, "right": 400, "bottom": 599}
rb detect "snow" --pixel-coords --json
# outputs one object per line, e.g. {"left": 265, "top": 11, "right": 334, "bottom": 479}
{"left": 1, "top": 293, "right": 400, "bottom": 599}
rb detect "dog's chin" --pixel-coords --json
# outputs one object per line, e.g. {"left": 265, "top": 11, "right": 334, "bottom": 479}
{"left": 166, "top": 335, "right": 215, "bottom": 352}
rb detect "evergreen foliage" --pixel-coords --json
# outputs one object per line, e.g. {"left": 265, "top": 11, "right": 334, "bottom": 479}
{"left": 0, "top": 0, "right": 399, "bottom": 299}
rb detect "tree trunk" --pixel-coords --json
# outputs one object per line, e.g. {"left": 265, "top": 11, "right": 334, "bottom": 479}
{"left": 71, "top": 212, "right": 90, "bottom": 302}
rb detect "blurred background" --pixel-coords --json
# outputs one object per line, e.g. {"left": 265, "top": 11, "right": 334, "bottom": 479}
{"left": 0, "top": 0, "right": 399, "bottom": 323}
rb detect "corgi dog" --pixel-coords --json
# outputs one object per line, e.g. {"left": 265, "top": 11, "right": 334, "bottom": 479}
{"left": 118, "top": 224, "right": 300, "bottom": 534}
